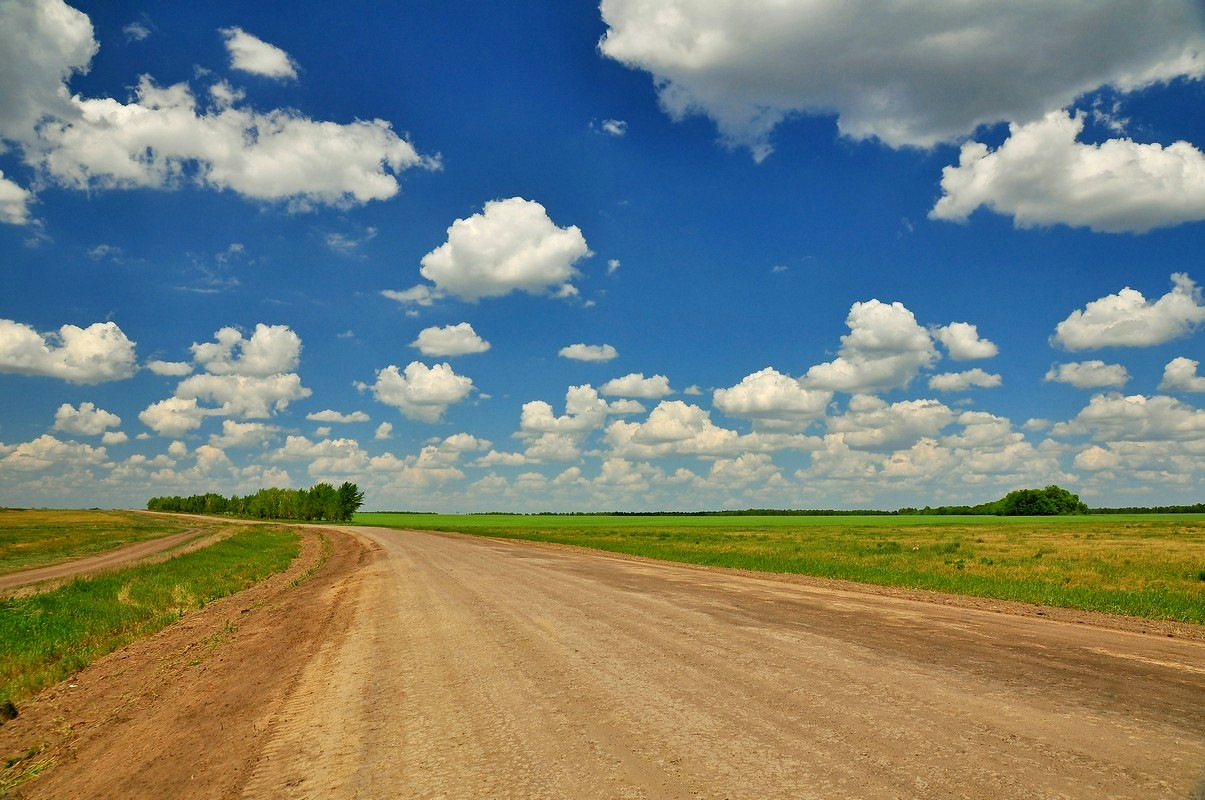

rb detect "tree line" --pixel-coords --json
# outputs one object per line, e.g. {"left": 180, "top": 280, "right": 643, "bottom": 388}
{"left": 147, "top": 482, "right": 365, "bottom": 522}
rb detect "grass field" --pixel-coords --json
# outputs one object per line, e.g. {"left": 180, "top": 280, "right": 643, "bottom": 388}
{"left": 356, "top": 512, "right": 1205, "bottom": 624}
{"left": 0, "top": 509, "right": 192, "bottom": 575}
{"left": 0, "top": 524, "right": 299, "bottom": 706}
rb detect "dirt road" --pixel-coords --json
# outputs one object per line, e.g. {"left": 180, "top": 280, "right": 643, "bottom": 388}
{"left": 6, "top": 525, "right": 1204, "bottom": 799}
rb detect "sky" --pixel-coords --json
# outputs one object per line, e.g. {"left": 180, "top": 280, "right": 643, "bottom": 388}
{"left": 1, "top": 0, "right": 1204, "bottom": 512}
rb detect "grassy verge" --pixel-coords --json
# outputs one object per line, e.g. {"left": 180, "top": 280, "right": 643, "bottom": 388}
{"left": 0, "top": 525, "right": 299, "bottom": 706}
{"left": 0, "top": 509, "right": 192, "bottom": 575}
{"left": 357, "top": 512, "right": 1205, "bottom": 623}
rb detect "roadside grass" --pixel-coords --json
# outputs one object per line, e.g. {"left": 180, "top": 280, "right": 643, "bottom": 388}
{"left": 357, "top": 512, "right": 1205, "bottom": 624}
{"left": 0, "top": 525, "right": 299, "bottom": 706}
{"left": 0, "top": 509, "right": 191, "bottom": 575}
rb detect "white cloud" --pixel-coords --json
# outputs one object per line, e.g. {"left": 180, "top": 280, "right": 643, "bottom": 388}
{"left": 208, "top": 420, "right": 277, "bottom": 449}
{"left": 712, "top": 367, "right": 830, "bottom": 429}
{"left": 374, "top": 421, "right": 393, "bottom": 440}
{"left": 601, "top": 119, "right": 627, "bottom": 136}
{"left": 0, "top": 434, "right": 106, "bottom": 472}
{"left": 1074, "top": 444, "right": 1121, "bottom": 472}
{"left": 826, "top": 395, "right": 956, "bottom": 452}
{"left": 1160, "top": 357, "right": 1205, "bottom": 392}
{"left": 931, "top": 111, "right": 1205, "bottom": 233}
{"left": 381, "top": 285, "right": 444, "bottom": 307}
{"left": 139, "top": 396, "right": 205, "bottom": 438}
{"left": 411, "top": 323, "right": 491, "bottom": 357}
{"left": 1055, "top": 393, "right": 1205, "bottom": 442}
{"left": 145, "top": 359, "right": 193, "bottom": 376}
{"left": 0, "top": 171, "right": 32, "bottom": 225}
{"left": 1052, "top": 273, "right": 1205, "bottom": 350}
{"left": 520, "top": 385, "right": 611, "bottom": 437}
{"left": 605, "top": 400, "right": 743, "bottom": 458}
{"left": 122, "top": 20, "right": 150, "bottom": 43}
{"left": 599, "top": 1, "right": 1205, "bottom": 157}
{"left": 559, "top": 343, "right": 618, "bottom": 362}
{"left": 0, "top": 0, "right": 96, "bottom": 145}
{"left": 1045, "top": 361, "right": 1130, "bottom": 389}
{"left": 191, "top": 324, "right": 301, "bottom": 376}
{"left": 306, "top": 409, "right": 371, "bottom": 423}
{"left": 418, "top": 198, "right": 590, "bottom": 301}
{"left": 607, "top": 259, "right": 621, "bottom": 274}
{"left": 0, "top": 319, "right": 137, "bottom": 383}
{"left": 368, "top": 361, "right": 475, "bottom": 423}
{"left": 933, "top": 322, "right": 998, "bottom": 360}
{"left": 53, "top": 401, "right": 120, "bottom": 436}
{"left": 219, "top": 27, "right": 298, "bottom": 80}
{"left": 600, "top": 373, "right": 672, "bottom": 399}
{"left": 928, "top": 368, "right": 1001, "bottom": 392}
{"left": 27, "top": 60, "right": 436, "bottom": 208}
{"left": 175, "top": 373, "right": 312, "bottom": 418}
{"left": 802, "top": 300, "right": 937, "bottom": 393}
{"left": 101, "top": 430, "right": 128, "bottom": 445}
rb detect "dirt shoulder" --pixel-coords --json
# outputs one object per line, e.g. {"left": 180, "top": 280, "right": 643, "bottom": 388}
{"left": 0, "top": 525, "right": 373, "bottom": 799}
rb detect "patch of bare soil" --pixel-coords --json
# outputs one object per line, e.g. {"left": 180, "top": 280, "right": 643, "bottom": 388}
{"left": 0, "top": 526, "right": 372, "bottom": 799}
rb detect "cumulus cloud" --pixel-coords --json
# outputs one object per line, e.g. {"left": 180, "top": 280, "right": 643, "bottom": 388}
{"left": 0, "top": 4, "right": 435, "bottom": 210}
{"left": 606, "top": 401, "right": 742, "bottom": 457}
{"left": 374, "top": 422, "right": 392, "bottom": 440}
{"left": 1055, "top": 393, "right": 1205, "bottom": 443}
{"left": 32, "top": 74, "right": 437, "bottom": 209}
{"left": 933, "top": 322, "right": 998, "bottom": 360}
{"left": 931, "top": 111, "right": 1205, "bottom": 233}
{"left": 1045, "top": 361, "right": 1130, "bottom": 389}
{"left": 713, "top": 367, "right": 831, "bottom": 429}
{"left": 928, "top": 368, "right": 1001, "bottom": 392}
{"left": 368, "top": 361, "right": 475, "bottom": 423}
{"left": 208, "top": 420, "right": 277, "bottom": 449}
{"left": 191, "top": 324, "right": 301, "bottom": 376}
{"left": 418, "top": 198, "right": 590, "bottom": 301}
{"left": 138, "top": 396, "right": 205, "bottom": 438}
{"left": 219, "top": 27, "right": 298, "bottom": 80}
{"left": 1052, "top": 273, "right": 1205, "bottom": 350}
{"left": 381, "top": 285, "right": 444, "bottom": 307}
{"left": 0, "top": 171, "right": 32, "bottom": 225}
{"left": 599, "top": 373, "right": 672, "bottom": 399}
{"left": 599, "top": 1, "right": 1205, "bottom": 158}
{"left": 520, "top": 385, "right": 611, "bottom": 438}
{"left": 53, "top": 401, "right": 121, "bottom": 436}
{"left": 802, "top": 300, "right": 937, "bottom": 393}
{"left": 826, "top": 395, "right": 956, "bottom": 452}
{"left": 411, "top": 323, "right": 491, "bottom": 357}
{"left": 306, "top": 409, "right": 371, "bottom": 423}
{"left": 0, "top": 319, "right": 137, "bottom": 383}
{"left": 559, "top": 343, "right": 618, "bottom": 362}
{"left": 600, "top": 119, "right": 627, "bottom": 136}
{"left": 1159, "top": 357, "right": 1205, "bottom": 392}
{"left": 176, "top": 373, "right": 311, "bottom": 418}
{"left": 0, "top": 434, "right": 107, "bottom": 472}
{"left": 145, "top": 359, "right": 192, "bottom": 376}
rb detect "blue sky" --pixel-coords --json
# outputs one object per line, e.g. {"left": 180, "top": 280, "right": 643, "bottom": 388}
{"left": 1, "top": 0, "right": 1204, "bottom": 511}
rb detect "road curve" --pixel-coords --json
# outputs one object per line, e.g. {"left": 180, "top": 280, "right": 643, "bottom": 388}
{"left": 242, "top": 526, "right": 1205, "bottom": 800}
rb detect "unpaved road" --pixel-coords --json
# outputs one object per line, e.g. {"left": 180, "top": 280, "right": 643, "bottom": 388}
{"left": 4, "top": 525, "right": 1203, "bottom": 799}
{"left": 0, "top": 528, "right": 222, "bottom": 595}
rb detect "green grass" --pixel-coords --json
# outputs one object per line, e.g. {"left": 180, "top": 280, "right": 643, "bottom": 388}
{"left": 0, "top": 509, "right": 193, "bottom": 575}
{"left": 357, "top": 512, "right": 1205, "bottom": 623}
{"left": 0, "top": 525, "right": 299, "bottom": 705}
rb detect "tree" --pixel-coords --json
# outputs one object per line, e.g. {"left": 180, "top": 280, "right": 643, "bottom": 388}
{"left": 336, "top": 482, "right": 365, "bottom": 522}
{"left": 999, "top": 485, "right": 1088, "bottom": 516}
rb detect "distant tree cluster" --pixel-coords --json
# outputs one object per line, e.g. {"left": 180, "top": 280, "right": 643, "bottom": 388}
{"left": 899, "top": 485, "right": 1090, "bottom": 516}
{"left": 147, "top": 482, "right": 365, "bottom": 522}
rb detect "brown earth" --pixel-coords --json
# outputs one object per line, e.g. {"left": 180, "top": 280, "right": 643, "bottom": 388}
{"left": 2, "top": 525, "right": 1203, "bottom": 799}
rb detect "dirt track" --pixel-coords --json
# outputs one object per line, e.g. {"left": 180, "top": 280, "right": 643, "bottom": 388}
{"left": 4, "top": 525, "right": 1204, "bottom": 799}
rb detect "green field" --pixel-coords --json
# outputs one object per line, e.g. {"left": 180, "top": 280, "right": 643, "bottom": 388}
{"left": 0, "top": 523, "right": 299, "bottom": 706}
{"left": 356, "top": 512, "right": 1205, "bottom": 624}
{"left": 0, "top": 509, "right": 192, "bottom": 574}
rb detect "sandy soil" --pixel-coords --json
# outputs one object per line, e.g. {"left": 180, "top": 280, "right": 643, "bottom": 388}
{"left": 3, "top": 525, "right": 1203, "bottom": 799}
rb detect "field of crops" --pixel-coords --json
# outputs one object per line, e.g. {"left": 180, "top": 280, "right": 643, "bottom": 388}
{"left": 357, "top": 512, "right": 1205, "bottom": 623}
{"left": 0, "top": 509, "right": 191, "bottom": 574}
